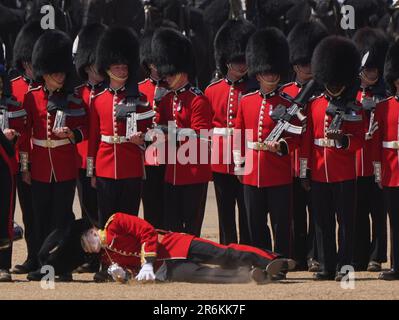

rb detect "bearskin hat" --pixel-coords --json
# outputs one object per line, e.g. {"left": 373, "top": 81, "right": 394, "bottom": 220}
{"left": 32, "top": 30, "right": 73, "bottom": 81}
{"left": 384, "top": 40, "right": 399, "bottom": 95}
{"left": 287, "top": 21, "right": 329, "bottom": 66}
{"left": 12, "top": 20, "right": 44, "bottom": 74}
{"left": 38, "top": 219, "right": 93, "bottom": 275}
{"left": 74, "top": 23, "right": 107, "bottom": 80}
{"left": 140, "top": 30, "right": 154, "bottom": 73}
{"left": 352, "top": 27, "right": 389, "bottom": 73}
{"left": 312, "top": 36, "right": 360, "bottom": 88}
{"left": 95, "top": 26, "right": 140, "bottom": 78}
{"left": 214, "top": 19, "right": 256, "bottom": 76}
{"left": 151, "top": 27, "right": 195, "bottom": 77}
{"left": 343, "top": 0, "right": 379, "bottom": 22}
{"left": 246, "top": 27, "right": 289, "bottom": 78}
{"left": 140, "top": 20, "right": 178, "bottom": 75}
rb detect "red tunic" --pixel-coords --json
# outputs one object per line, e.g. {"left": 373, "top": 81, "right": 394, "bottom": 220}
{"left": 157, "top": 84, "right": 213, "bottom": 185}
{"left": 233, "top": 90, "right": 298, "bottom": 187}
{"left": 280, "top": 82, "right": 302, "bottom": 178}
{"left": 205, "top": 78, "right": 247, "bottom": 175}
{"left": 8, "top": 76, "right": 38, "bottom": 174}
{"left": 355, "top": 89, "right": 379, "bottom": 177}
{"left": 74, "top": 83, "right": 103, "bottom": 169}
{"left": 138, "top": 78, "right": 165, "bottom": 166}
{"left": 87, "top": 86, "right": 152, "bottom": 180}
{"left": 0, "top": 135, "right": 16, "bottom": 240}
{"left": 373, "top": 96, "right": 399, "bottom": 187}
{"left": 21, "top": 86, "right": 88, "bottom": 183}
{"left": 300, "top": 94, "right": 365, "bottom": 183}
{"left": 138, "top": 78, "right": 157, "bottom": 115}
{"left": 99, "top": 212, "right": 195, "bottom": 271}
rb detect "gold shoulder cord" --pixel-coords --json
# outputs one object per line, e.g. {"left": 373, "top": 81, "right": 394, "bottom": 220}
{"left": 100, "top": 214, "right": 116, "bottom": 265}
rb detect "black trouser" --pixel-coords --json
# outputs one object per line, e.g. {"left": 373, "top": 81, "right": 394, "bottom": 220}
{"left": 353, "top": 176, "right": 387, "bottom": 269}
{"left": 142, "top": 165, "right": 165, "bottom": 229}
{"left": 166, "top": 239, "right": 276, "bottom": 283}
{"left": 292, "top": 177, "right": 317, "bottom": 267}
{"left": 164, "top": 183, "right": 208, "bottom": 236}
{"left": 243, "top": 184, "right": 293, "bottom": 257}
{"left": 96, "top": 177, "right": 142, "bottom": 228}
{"left": 0, "top": 157, "right": 15, "bottom": 270}
{"left": 311, "top": 180, "right": 356, "bottom": 274}
{"left": 76, "top": 169, "right": 99, "bottom": 227}
{"left": 213, "top": 172, "right": 250, "bottom": 245}
{"left": 383, "top": 187, "right": 399, "bottom": 271}
{"left": 16, "top": 173, "right": 37, "bottom": 265}
{"left": 31, "top": 179, "right": 76, "bottom": 265}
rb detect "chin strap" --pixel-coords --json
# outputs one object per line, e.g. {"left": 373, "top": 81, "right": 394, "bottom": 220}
{"left": 325, "top": 85, "right": 346, "bottom": 98}
{"left": 360, "top": 71, "right": 379, "bottom": 86}
{"left": 258, "top": 74, "right": 280, "bottom": 87}
{"left": 44, "top": 74, "right": 64, "bottom": 91}
{"left": 107, "top": 70, "right": 128, "bottom": 82}
{"left": 170, "top": 73, "right": 182, "bottom": 89}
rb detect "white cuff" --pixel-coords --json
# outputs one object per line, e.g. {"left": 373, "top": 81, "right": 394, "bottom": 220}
{"left": 299, "top": 158, "right": 308, "bottom": 179}
{"left": 373, "top": 162, "right": 382, "bottom": 183}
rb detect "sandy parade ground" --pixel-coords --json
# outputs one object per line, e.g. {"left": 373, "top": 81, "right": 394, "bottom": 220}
{"left": 0, "top": 183, "right": 398, "bottom": 301}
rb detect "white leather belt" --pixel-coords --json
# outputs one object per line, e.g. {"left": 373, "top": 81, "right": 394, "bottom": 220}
{"left": 213, "top": 127, "right": 233, "bottom": 136}
{"left": 247, "top": 141, "right": 268, "bottom": 151}
{"left": 383, "top": 141, "right": 399, "bottom": 149}
{"left": 32, "top": 138, "right": 70, "bottom": 148}
{"left": 314, "top": 138, "right": 336, "bottom": 148}
{"left": 101, "top": 135, "right": 129, "bottom": 144}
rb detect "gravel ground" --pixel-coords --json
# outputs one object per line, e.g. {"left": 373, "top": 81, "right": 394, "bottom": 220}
{"left": 1, "top": 183, "right": 397, "bottom": 300}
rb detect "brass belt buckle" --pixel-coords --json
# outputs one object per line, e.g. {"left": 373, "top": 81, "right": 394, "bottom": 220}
{"left": 46, "top": 139, "right": 53, "bottom": 148}
{"left": 112, "top": 135, "right": 120, "bottom": 144}
{"left": 256, "top": 142, "right": 265, "bottom": 150}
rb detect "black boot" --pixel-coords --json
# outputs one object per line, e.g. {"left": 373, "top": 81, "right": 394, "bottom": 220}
{"left": 307, "top": 259, "right": 320, "bottom": 272}
{"left": 93, "top": 269, "right": 113, "bottom": 283}
{"left": 56, "top": 273, "right": 73, "bottom": 282}
{"left": 367, "top": 261, "right": 382, "bottom": 272}
{"left": 378, "top": 270, "right": 399, "bottom": 281}
{"left": 312, "top": 271, "right": 335, "bottom": 281}
{"left": 251, "top": 258, "right": 295, "bottom": 284}
{"left": 0, "top": 269, "right": 12, "bottom": 282}
{"left": 12, "top": 259, "right": 38, "bottom": 274}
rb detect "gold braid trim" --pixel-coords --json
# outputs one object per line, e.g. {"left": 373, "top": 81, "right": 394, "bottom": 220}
{"left": 140, "top": 242, "right": 157, "bottom": 266}
{"left": 98, "top": 214, "right": 115, "bottom": 246}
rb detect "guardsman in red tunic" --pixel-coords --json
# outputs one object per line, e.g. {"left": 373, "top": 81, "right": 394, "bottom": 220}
{"left": 73, "top": 23, "right": 107, "bottom": 229}
{"left": 151, "top": 28, "right": 213, "bottom": 237}
{"left": 281, "top": 21, "right": 328, "bottom": 272}
{"left": 10, "top": 20, "right": 43, "bottom": 275}
{"left": 352, "top": 27, "right": 389, "bottom": 273}
{"left": 373, "top": 40, "right": 399, "bottom": 280}
{"left": 0, "top": 41, "right": 17, "bottom": 281}
{"left": 233, "top": 28, "right": 297, "bottom": 279}
{"left": 72, "top": 23, "right": 108, "bottom": 275}
{"left": 0, "top": 130, "right": 15, "bottom": 282}
{"left": 300, "top": 36, "right": 364, "bottom": 281}
{"left": 36, "top": 212, "right": 296, "bottom": 283}
{"left": 20, "top": 30, "right": 88, "bottom": 281}
{"left": 138, "top": 29, "right": 169, "bottom": 229}
{"left": 205, "top": 19, "right": 255, "bottom": 245}
{"left": 87, "top": 27, "right": 153, "bottom": 229}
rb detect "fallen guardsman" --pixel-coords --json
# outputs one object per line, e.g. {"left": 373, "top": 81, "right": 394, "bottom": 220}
{"left": 28, "top": 212, "right": 295, "bottom": 284}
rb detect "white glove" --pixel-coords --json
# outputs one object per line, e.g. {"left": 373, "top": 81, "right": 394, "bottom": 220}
{"left": 135, "top": 262, "right": 156, "bottom": 281}
{"left": 107, "top": 263, "right": 129, "bottom": 283}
